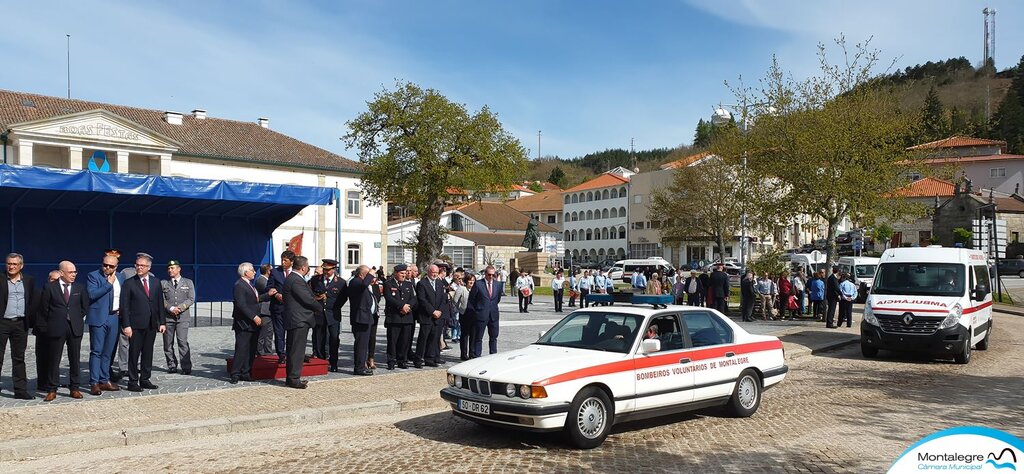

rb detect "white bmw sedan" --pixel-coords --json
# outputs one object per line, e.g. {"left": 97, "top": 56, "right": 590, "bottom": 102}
{"left": 441, "top": 304, "right": 788, "bottom": 448}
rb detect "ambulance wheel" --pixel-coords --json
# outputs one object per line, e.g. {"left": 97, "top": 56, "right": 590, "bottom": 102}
{"left": 564, "top": 387, "right": 613, "bottom": 449}
{"left": 976, "top": 322, "right": 991, "bottom": 351}
{"left": 727, "top": 369, "right": 761, "bottom": 418}
{"left": 954, "top": 336, "right": 972, "bottom": 364}
{"left": 861, "top": 342, "right": 878, "bottom": 358}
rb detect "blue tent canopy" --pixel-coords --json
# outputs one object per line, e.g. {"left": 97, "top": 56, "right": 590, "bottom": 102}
{"left": 0, "top": 164, "right": 336, "bottom": 301}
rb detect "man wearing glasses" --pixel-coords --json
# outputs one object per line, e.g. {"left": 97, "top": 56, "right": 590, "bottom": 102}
{"left": 0, "top": 252, "right": 39, "bottom": 400}
{"left": 37, "top": 261, "right": 89, "bottom": 401}
{"left": 468, "top": 265, "right": 503, "bottom": 358}
{"left": 85, "top": 253, "right": 125, "bottom": 395}
{"left": 119, "top": 254, "right": 166, "bottom": 392}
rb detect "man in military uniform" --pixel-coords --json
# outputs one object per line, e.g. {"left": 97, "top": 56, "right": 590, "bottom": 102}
{"left": 310, "top": 259, "right": 347, "bottom": 372}
{"left": 383, "top": 264, "right": 416, "bottom": 370}
{"left": 160, "top": 260, "right": 194, "bottom": 374}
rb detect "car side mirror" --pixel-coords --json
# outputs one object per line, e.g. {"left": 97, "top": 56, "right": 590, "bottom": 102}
{"left": 973, "top": 285, "right": 989, "bottom": 301}
{"left": 640, "top": 338, "right": 661, "bottom": 354}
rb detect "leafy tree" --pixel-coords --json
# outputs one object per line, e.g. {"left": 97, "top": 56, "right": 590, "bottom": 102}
{"left": 726, "top": 37, "right": 921, "bottom": 265}
{"left": 526, "top": 181, "right": 546, "bottom": 193}
{"left": 873, "top": 223, "right": 894, "bottom": 249}
{"left": 693, "top": 118, "right": 714, "bottom": 148}
{"left": 952, "top": 227, "right": 972, "bottom": 246}
{"left": 747, "top": 248, "right": 787, "bottom": 277}
{"left": 344, "top": 81, "right": 527, "bottom": 268}
{"left": 920, "top": 85, "right": 948, "bottom": 141}
{"left": 547, "top": 166, "right": 566, "bottom": 188}
{"left": 992, "top": 55, "right": 1024, "bottom": 154}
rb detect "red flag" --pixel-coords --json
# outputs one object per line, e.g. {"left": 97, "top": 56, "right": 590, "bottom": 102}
{"left": 288, "top": 233, "right": 304, "bottom": 256}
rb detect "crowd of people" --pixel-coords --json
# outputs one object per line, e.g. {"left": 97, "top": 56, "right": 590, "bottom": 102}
{"left": 738, "top": 267, "right": 859, "bottom": 328}
{"left": 0, "top": 249, "right": 511, "bottom": 399}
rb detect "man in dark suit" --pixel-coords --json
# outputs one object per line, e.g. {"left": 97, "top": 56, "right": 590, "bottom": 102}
{"left": 469, "top": 265, "right": 503, "bottom": 358}
{"left": 254, "top": 264, "right": 275, "bottom": 355}
{"left": 383, "top": 264, "right": 416, "bottom": 370}
{"left": 351, "top": 273, "right": 378, "bottom": 376}
{"left": 414, "top": 264, "right": 448, "bottom": 368}
{"left": 347, "top": 265, "right": 376, "bottom": 369}
{"left": 310, "top": 259, "right": 348, "bottom": 372}
{"left": 740, "top": 270, "right": 756, "bottom": 322}
{"left": 85, "top": 253, "right": 125, "bottom": 395}
{"left": 826, "top": 267, "right": 841, "bottom": 329}
{"left": 283, "top": 256, "right": 323, "bottom": 389}
{"left": 230, "top": 262, "right": 275, "bottom": 383}
{"left": 709, "top": 263, "right": 731, "bottom": 314}
{"left": 37, "top": 261, "right": 89, "bottom": 401}
{"left": 683, "top": 271, "right": 704, "bottom": 306}
{"left": 269, "top": 250, "right": 295, "bottom": 365}
{"left": 119, "top": 254, "right": 166, "bottom": 392}
{"left": 1, "top": 252, "right": 39, "bottom": 400}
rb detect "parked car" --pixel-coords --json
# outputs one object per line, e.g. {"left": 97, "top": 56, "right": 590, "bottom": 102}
{"left": 996, "top": 259, "right": 1024, "bottom": 278}
{"left": 441, "top": 302, "right": 788, "bottom": 448}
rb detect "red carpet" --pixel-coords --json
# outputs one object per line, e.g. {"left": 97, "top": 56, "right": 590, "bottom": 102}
{"left": 225, "top": 355, "right": 329, "bottom": 380}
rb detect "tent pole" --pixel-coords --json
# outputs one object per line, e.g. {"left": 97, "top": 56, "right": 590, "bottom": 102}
{"left": 194, "top": 214, "right": 199, "bottom": 325}
{"left": 336, "top": 189, "right": 342, "bottom": 264}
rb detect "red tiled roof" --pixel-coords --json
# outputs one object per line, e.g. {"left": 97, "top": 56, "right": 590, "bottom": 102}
{"left": 454, "top": 201, "right": 558, "bottom": 232}
{"left": 993, "top": 197, "right": 1024, "bottom": 213}
{"left": 564, "top": 172, "right": 630, "bottom": 192}
{"left": 659, "top": 151, "right": 712, "bottom": 170}
{"left": 0, "top": 89, "right": 361, "bottom": 173}
{"left": 907, "top": 136, "right": 1007, "bottom": 151}
{"left": 506, "top": 190, "right": 563, "bottom": 212}
{"left": 922, "top": 154, "right": 1024, "bottom": 165}
{"left": 888, "top": 177, "right": 955, "bottom": 198}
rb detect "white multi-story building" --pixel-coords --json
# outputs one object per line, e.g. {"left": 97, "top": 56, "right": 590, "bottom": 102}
{"left": 562, "top": 167, "right": 633, "bottom": 265}
{"left": 0, "top": 89, "right": 386, "bottom": 272}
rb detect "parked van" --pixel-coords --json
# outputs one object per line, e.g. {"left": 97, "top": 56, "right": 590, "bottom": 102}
{"left": 789, "top": 252, "right": 827, "bottom": 277}
{"left": 608, "top": 258, "right": 676, "bottom": 283}
{"left": 837, "top": 256, "right": 880, "bottom": 303}
{"left": 861, "top": 247, "right": 993, "bottom": 364}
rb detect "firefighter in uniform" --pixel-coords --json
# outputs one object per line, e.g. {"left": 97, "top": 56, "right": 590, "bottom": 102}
{"left": 383, "top": 264, "right": 417, "bottom": 370}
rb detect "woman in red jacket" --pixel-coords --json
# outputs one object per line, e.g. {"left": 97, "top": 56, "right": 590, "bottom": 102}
{"left": 777, "top": 272, "right": 792, "bottom": 320}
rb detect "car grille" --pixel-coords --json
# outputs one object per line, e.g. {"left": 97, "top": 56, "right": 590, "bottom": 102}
{"left": 876, "top": 313, "right": 943, "bottom": 335}
{"left": 461, "top": 377, "right": 492, "bottom": 397}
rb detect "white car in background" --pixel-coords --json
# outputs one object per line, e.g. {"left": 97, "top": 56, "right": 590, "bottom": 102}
{"left": 440, "top": 303, "right": 789, "bottom": 448}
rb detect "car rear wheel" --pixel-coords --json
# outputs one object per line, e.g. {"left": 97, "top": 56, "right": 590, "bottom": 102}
{"left": 954, "top": 335, "right": 972, "bottom": 364}
{"left": 861, "top": 341, "right": 878, "bottom": 358}
{"left": 727, "top": 369, "right": 762, "bottom": 418}
{"left": 1018, "top": 270, "right": 1024, "bottom": 278}
{"left": 564, "top": 387, "right": 614, "bottom": 449}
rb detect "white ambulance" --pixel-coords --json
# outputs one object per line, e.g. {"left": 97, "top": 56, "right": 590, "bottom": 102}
{"left": 861, "top": 247, "right": 993, "bottom": 364}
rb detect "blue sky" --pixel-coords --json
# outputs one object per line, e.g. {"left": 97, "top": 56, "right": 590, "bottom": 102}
{"left": 1, "top": 1, "right": 1021, "bottom": 161}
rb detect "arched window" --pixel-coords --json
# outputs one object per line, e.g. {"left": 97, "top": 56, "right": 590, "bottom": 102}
{"left": 610, "top": 188, "right": 618, "bottom": 199}
{"left": 619, "top": 206, "right": 626, "bottom": 217}
{"left": 564, "top": 231, "right": 570, "bottom": 241}
{"left": 610, "top": 208, "right": 618, "bottom": 218}
{"left": 564, "top": 212, "right": 570, "bottom": 222}
{"left": 601, "top": 228, "right": 609, "bottom": 240}
{"left": 571, "top": 230, "right": 578, "bottom": 241}
{"left": 598, "top": 248, "right": 606, "bottom": 257}
{"left": 585, "top": 210, "right": 593, "bottom": 220}
{"left": 618, "top": 226, "right": 626, "bottom": 239}
{"left": 608, "top": 248, "right": 616, "bottom": 257}
{"left": 572, "top": 249, "right": 580, "bottom": 258}
{"left": 617, "top": 248, "right": 626, "bottom": 258}
{"left": 564, "top": 195, "right": 570, "bottom": 204}
{"left": 593, "top": 191, "right": 600, "bottom": 201}
{"left": 586, "top": 230, "right": 593, "bottom": 241}
{"left": 587, "top": 191, "right": 594, "bottom": 202}
{"left": 571, "top": 211, "right": 577, "bottom": 222}
{"left": 602, "top": 189, "right": 609, "bottom": 200}
{"left": 602, "top": 208, "right": 609, "bottom": 219}
{"left": 619, "top": 187, "right": 627, "bottom": 198}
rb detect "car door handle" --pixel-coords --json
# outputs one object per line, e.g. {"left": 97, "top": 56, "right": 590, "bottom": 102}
{"left": 725, "top": 352, "right": 736, "bottom": 357}
{"left": 679, "top": 358, "right": 691, "bottom": 364}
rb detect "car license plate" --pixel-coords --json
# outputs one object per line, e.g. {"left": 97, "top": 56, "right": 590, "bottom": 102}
{"left": 459, "top": 399, "right": 490, "bottom": 415}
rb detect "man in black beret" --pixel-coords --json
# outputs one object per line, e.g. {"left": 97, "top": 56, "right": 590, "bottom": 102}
{"left": 309, "top": 258, "right": 347, "bottom": 372}
{"left": 383, "top": 264, "right": 416, "bottom": 370}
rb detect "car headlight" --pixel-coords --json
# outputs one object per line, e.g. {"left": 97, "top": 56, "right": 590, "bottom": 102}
{"left": 505, "top": 383, "right": 517, "bottom": 398}
{"left": 519, "top": 384, "right": 532, "bottom": 399}
{"left": 447, "top": 373, "right": 456, "bottom": 387}
{"left": 863, "top": 302, "right": 878, "bottom": 326}
{"left": 939, "top": 304, "right": 963, "bottom": 329}
{"left": 454, "top": 375, "right": 462, "bottom": 388}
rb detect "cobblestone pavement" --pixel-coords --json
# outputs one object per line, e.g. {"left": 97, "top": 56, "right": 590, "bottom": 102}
{"left": 0, "top": 298, "right": 833, "bottom": 408}
{"left": 5, "top": 312, "right": 1021, "bottom": 473}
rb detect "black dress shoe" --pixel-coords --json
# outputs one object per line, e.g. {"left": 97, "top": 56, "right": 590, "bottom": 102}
{"left": 425, "top": 361, "right": 439, "bottom": 367}
{"left": 110, "top": 371, "right": 122, "bottom": 383}
{"left": 398, "top": 363, "right": 409, "bottom": 369}
{"left": 181, "top": 369, "right": 191, "bottom": 375}
{"left": 460, "top": 356, "right": 470, "bottom": 361}
{"left": 387, "top": 362, "right": 395, "bottom": 370}
{"left": 229, "top": 377, "right": 239, "bottom": 384}
{"left": 167, "top": 367, "right": 177, "bottom": 374}
{"left": 285, "top": 380, "right": 307, "bottom": 389}
{"left": 354, "top": 369, "right": 374, "bottom": 376}
{"left": 240, "top": 375, "right": 252, "bottom": 382}
{"left": 14, "top": 393, "right": 35, "bottom": 400}
{"left": 140, "top": 381, "right": 158, "bottom": 390}
{"left": 413, "top": 361, "right": 423, "bottom": 369}
{"left": 127, "top": 384, "right": 143, "bottom": 392}
{"left": 329, "top": 367, "right": 341, "bottom": 373}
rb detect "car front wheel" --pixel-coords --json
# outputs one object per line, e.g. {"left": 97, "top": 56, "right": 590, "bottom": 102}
{"left": 1018, "top": 270, "right": 1024, "bottom": 278}
{"left": 727, "top": 369, "right": 762, "bottom": 417}
{"left": 564, "top": 387, "right": 614, "bottom": 449}
{"left": 954, "top": 335, "right": 972, "bottom": 364}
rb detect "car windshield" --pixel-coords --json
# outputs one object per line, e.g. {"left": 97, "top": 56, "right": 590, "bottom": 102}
{"left": 854, "top": 265, "right": 877, "bottom": 279}
{"left": 536, "top": 312, "right": 643, "bottom": 353}
{"left": 871, "top": 263, "right": 965, "bottom": 297}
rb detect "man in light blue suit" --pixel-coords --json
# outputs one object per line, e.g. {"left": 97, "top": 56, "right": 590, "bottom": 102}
{"left": 85, "top": 253, "right": 124, "bottom": 395}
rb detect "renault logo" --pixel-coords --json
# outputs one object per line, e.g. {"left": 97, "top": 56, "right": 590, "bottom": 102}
{"left": 902, "top": 313, "right": 915, "bottom": 326}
